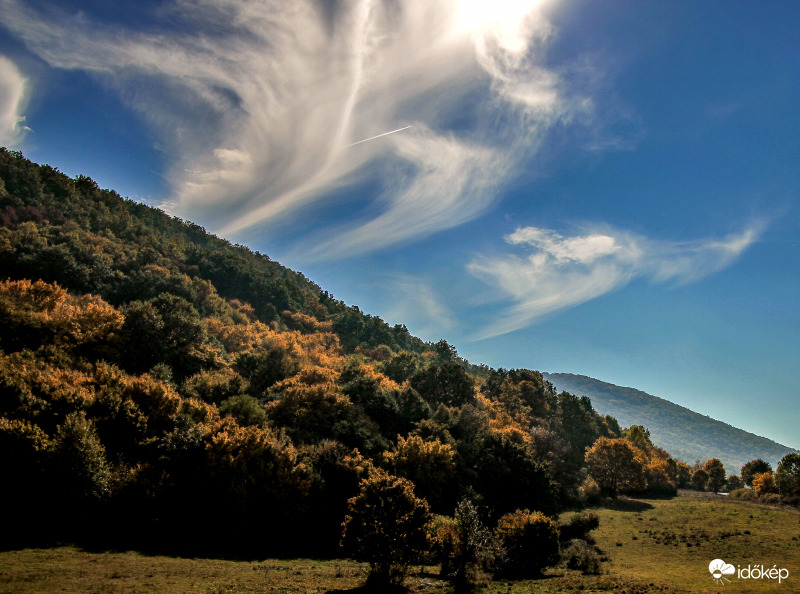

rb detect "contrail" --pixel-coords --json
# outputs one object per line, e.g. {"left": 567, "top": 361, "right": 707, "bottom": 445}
{"left": 346, "top": 125, "right": 412, "bottom": 147}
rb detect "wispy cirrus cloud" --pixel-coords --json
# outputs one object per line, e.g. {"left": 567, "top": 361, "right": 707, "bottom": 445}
{"left": 469, "top": 223, "right": 765, "bottom": 339}
{"left": 0, "top": 0, "right": 577, "bottom": 257}
{"left": 383, "top": 274, "right": 456, "bottom": 340}
{"left": 0, "top": 55, "right": 29, "bottom": 147}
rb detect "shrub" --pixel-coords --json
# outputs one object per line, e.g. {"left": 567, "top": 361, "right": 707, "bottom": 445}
{"left": 218, "top": 393, "right": 268, "bottom": 426}
{"left": 561, "top": 539, "right": 602, "bottom": 574}
{"left": 559, "top": 511, "right": 600, "bottom": 543}
{"left": 729, "top": 488, "right": 757, "bottom": 501}
{"left": 494, "top": 509, "right": 560, "bottom": 578}
{"left": 578, "top": 476, "right": 601, "bottom": 505}
{"left": 341, "top": 472, "right": 432, "bottom": 587}
{"left": 780, "top": 494, "right": 800, "bottom": 508}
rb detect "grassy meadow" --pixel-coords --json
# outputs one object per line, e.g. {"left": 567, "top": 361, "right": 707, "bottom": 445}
{"left": 1, "top": 493, "right": 798, "bottom": 593}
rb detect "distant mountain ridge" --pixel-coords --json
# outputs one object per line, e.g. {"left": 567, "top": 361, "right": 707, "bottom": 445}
{"left": 543, "top": 373, "right": 798, "bottom": 473}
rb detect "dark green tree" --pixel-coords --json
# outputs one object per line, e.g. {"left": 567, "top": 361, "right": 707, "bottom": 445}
{"left": 411, "top": 362, "right": 475, "bottom": 407}
{"left": 119, "top": 293, "right": 207, "bottom": 379}
{"left": 53, "top": 411, "right": 112, "bottom": 504}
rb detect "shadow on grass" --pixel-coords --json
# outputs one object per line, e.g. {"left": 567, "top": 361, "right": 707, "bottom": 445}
{"left": 598, "top": 497, "right": 655, "bottom": 513}
{"left": 325, "top": 585, "right": 407, "bottom": 594}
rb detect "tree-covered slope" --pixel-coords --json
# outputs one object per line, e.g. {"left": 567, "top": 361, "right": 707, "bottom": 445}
{"left": 544, "top": 373, "right": 798, "bottom": 472}
{"left": 3, "top": 147, "right": 797, "bottom": 572}
{"left": 1, "top": 148, "right": 640, "bottom": 556}
{"left": 0, "top": 148, "right": 429, "bottom": 357}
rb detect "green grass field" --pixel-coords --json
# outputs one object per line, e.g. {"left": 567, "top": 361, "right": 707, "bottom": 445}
{"left": 1, "top": 493, "right": 798, "bottom": 593}
{"left": 586, "top": 492, "right": 800, "bottom": 593}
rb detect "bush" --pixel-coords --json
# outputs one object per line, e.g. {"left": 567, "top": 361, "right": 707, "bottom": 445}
{"left": 559, "top": 511, "right": 600, "bottom": 543}
{"left": 729, "top": 488, "right": 757, "bottom": 500}
{"left": 762, "top": 493, "right": 783, "bottom": 505}
{"left": 780, "top": 494, "right": 800, "bottom": 508}
{"left": 494, "top": 509, "right": 560, "bottom": 578}
{"left": 561, "top": 539, "right": 602, "bottom": 574}
{"left": 578, "top": 476, "right": 601, "bottom": 505}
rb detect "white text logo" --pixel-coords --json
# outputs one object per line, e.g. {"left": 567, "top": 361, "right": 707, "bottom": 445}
{"left": 709, "top": 558, "right": 790, "bottom": 585}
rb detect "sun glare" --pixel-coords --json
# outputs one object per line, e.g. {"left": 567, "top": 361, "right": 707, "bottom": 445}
{"left": 455, "top": 0, "right": 544, "bottom": 32}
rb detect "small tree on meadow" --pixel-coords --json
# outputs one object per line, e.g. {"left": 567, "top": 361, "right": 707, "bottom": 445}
{"left": 341, "top": 472, "right": 432, "bottom": 588}
{"left": 703, "top": 459, "right": 726, "bottom": 493}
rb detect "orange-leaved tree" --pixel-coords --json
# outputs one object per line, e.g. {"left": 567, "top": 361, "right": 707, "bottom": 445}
{"left": 752, "top": 471, "right": 777, "bottom": 496}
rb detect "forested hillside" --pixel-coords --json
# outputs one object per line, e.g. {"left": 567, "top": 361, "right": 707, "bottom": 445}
{"left": 544, "top": 373, "right": 799, "bottom": 471}
{"left": 0, "top": 149, "right": 692, "bottom": 571}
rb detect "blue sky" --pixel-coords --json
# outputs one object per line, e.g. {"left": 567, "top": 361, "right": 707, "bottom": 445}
{"left": 1, "top": 0, "right": 798, "bottom": 452}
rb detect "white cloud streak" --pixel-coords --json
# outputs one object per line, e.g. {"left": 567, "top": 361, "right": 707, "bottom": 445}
{"left": 469, "top": 223, "right": 765, "bottom": 339}
{"left": 0, "top": 56, "right": 29, "bottom": 147}
{"left": 0, "top": 0, "right": 572, "bottom": 257}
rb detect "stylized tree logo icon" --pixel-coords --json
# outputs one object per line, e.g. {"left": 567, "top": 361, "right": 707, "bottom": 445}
{"left": 709, "top": 559, "right": 735, "bottom": 585}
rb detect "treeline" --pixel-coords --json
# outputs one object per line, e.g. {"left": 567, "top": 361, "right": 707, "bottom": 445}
{"left": 0, "top": 149, "right": 704, "bottom": 580}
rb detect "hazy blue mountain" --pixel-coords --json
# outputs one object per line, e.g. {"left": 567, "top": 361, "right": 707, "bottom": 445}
{"left": 543, "top": 373, "right": 798, "bottom": 473}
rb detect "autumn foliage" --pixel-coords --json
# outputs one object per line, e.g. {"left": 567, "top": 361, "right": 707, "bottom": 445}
{"left": 0, "top": 149, "right": 711, "bottom": 579}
